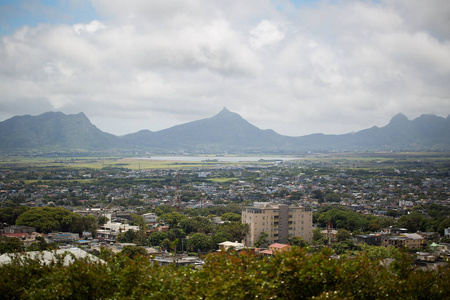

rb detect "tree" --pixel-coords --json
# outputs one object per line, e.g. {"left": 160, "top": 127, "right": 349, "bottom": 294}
{"left": 186, "top": 233, "right": 214, "bottom": 253}
{"left": 0, "top": 206, "right": 30, "bottom": 225}
{"left": 179, "top": 216, "right": 214, "bottom": 235}
{"left": 117, "top": 229, "right": 139, "bottom": 244}
{"left": 325, "top": 192, "right": 341, "bottom": 203}
{"left": 148, "top": 231, "right": 168, "bottom": 247}
{"left": 254, "top": 232, "right": 269, "bottom": 248}
{"left": 117, "top": 229, "right": 146, "bottom": 245}
{"left": 160, "top": 238, "right": 171, "bottom": 251}
{"left": 212, "top": 231, "right": 232, "bottom": 248}
{"left": 168, "top": 228, "right": 186, "bottom": 242}
{"left": 216, "top": 222, "right": 249, "bottom": 243}
{"left": 130, "top": 213, "right": 147, "bottom": 230}
{"left": 0, "top": 247, "right": 449, "bottom": 299}
{"left": 316, "top": 208, "right": 367, "bottom": 232}
{"left": 15, "top": 207, "right": 79, "bottom": 233}
{"left": 336, "top": 229, "right": 352, "bottom": 242}
{"left": 121, "top": 245, "right": 148, "bottom": 259}
{"left": 396, "top": 213, "right": 428, "bottom": 232}
{"left": 221, "top": 212, "right": 241, "bottom": 222}
{"left": 98, "top": 216, "right": 109, "bottom": 226}
{"left": 0, "top": 236, "right": 23, "bottom": 254}
{"left": 170, "top": 239, "right": 179, "bottom": 254}
{"left": 27, "top": 236, "right": 57, "bottom": 251}
{"left": 312, "top": 189, "right": 324, "bottom": 202}
{"left": 332, "top": 240, "right": 359, "bottom": 255}
{"left": 437, "top": 217, "right": 450, "bottom": 236}
{"left": 72, "top": 215, "right": 98, "bottom": 235}
{"left": 360, "top": 244, "right": 401, "bottom": 260}
{"left": 313, "top": 227, "right": 325, "bottom": 244}
{"left": 158, "top": 212, "right": 186, "bottom": 229}
{"left": 287, "top": 236, "right": 309, "bottom": 248}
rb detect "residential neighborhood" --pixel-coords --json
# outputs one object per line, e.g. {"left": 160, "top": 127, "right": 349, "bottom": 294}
{"left": 0, "top": 156, "right": 448, "bottom": 264}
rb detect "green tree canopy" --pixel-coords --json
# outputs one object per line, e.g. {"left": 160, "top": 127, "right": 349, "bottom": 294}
{"left": 130, "top": 213, "right": 147, "bottom": 230}
{"left": 0, "top": 236, "right": 23, "bottom": 254}
{"left": 15, "top": 207, "right": 83, "bottom": 233}
{"left": 395, "top": 213, "right": 428, "bottom": 232}
{"left": 216, "top": 222, "right": 249, "bottom": 243}
{"left": 121, "top": 245, "right": 148, "bottom": 259}
{"left": 179, "top": 216, "right": 214, "bottom": 235}
{"left": 316, "top": 208, "right": 367, "bottom": 232}
{"left": 336, "top": 229, "right": 352, "bottom": 242}
{"left": 254, "top": 232, "right": 269, "bottom": 248}
{"left": 148, "top": 231, "right": 168, "bottom": 247}
{"left": 186, "top": 233, "right": 214, "bottom": 253}
{"left": 158, "top": 212, "right": 187, "bottom": 229}
{"left": 287, "top": 236, "right": 309, "bottom": 248}
{"left": 221, "top": 212, "right": 241, "bottom": 222}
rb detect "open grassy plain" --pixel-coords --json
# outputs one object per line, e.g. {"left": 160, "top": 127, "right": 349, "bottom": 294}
{"left": 0, "top": 152, "right": 449, "bottom": 171}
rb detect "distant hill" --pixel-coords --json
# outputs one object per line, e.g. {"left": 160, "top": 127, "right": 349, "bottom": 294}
{"left": 0, "top": 112, "right": 121, "bottom": 152}
{"left": 294, "top": 113, "right": 450, "bottom": 151}
{"left": 0, "top": 109, "right": 449, "bottom": 154}
{"left": 121, "top": 108, "right": 294, "bottom": 152}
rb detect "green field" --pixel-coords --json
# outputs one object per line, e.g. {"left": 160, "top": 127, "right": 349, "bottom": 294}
{"left": 0, "top": 156, "right": 260, "bottom": 170}
{"left": 0, "top": 152, "right": 449, "bottom": 171}
{"left": 207, "top": 177, "right": 239, "bottom": 183}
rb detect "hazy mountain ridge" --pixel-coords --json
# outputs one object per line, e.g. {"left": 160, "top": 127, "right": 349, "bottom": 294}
{"left": 0, "top": 109, "right": 449, "bottom": 154}
{"left": 121, "top": 108, "right": 292, "bottom": 152}
{"left": 0, "top": 111, "right": 121, "bottom": 152}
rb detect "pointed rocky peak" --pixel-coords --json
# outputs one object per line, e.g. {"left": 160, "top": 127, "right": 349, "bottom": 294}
{"left": 73, "top": 112, "right": 92, "bottom": 124}
{"left": 213, "top": 107, "right": 243, "bottom": 120}
{"left": 215, "top": 107, "right": 232, "bottom": 116}
{"left": 388, "top": 113, "right": 409, "bottom": 126}
{"left": 220, "top": 107, "right": 230, "bottom": 113}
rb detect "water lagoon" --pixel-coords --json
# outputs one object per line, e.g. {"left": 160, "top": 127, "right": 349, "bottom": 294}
{"left": 136, "top": 156, "right": 301, "bottom": 162}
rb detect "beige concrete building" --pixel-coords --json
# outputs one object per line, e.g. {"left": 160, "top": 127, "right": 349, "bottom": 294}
{"left": 242, "top": 203, "right": 313, "bottom": 247}
{"left": 383, "top": 233, "right": 424, "bottom": 249}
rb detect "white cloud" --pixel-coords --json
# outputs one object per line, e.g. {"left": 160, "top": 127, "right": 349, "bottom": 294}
{"left": 250, "top": 20, "right": 285, "bottom": 49}
{"left": 0, "top": 0, "right": 449, "bottom": 136}
{"left": 73, "top": 20, "right": 105, "bottom": 35}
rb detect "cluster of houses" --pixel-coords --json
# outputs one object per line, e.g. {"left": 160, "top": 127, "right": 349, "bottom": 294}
{"left": 1, "top": 161, "right": 449, "bottom": 217}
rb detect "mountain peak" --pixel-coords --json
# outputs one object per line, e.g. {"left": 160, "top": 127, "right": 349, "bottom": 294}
{"left": 213, "top": 107, "right": 242, "bottom": 119}
{"left": 216, "top": 107, "right": 232, "bottom": 115}
{"left": 388, "top": 113, "right": 409, "bottom": 126}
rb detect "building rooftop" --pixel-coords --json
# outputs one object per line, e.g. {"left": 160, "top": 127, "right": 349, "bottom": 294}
{"left": 0, "top": 248, "right": 104, "bottom": 266}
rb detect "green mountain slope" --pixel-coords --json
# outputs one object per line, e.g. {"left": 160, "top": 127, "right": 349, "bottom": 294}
{"left": 121, "top": 107, "right": 295, "bottom": 152}
{"left": 0, "top": 112, "right": 121, "bottom": 152}
{"left": 0, "top": 110, "right": 449, "bottom": 154}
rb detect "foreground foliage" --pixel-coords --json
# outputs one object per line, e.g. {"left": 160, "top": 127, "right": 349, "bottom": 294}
{"left": 1, "top": 247, "right": 449, "bottom": 299}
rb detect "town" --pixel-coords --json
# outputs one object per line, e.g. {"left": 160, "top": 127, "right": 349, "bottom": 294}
{"left": 0, "top": 153, "right": 449, "bottom": 259}
{"left": 1, "top": 153, "right": 450, "bottom": 298}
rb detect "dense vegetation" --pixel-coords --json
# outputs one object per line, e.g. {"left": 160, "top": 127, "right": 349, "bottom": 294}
{"left": 14, "top": 207, "right": 98, "bottom": 234}
{"left": 0, "top": 247, "right": 449, "bottom": 299}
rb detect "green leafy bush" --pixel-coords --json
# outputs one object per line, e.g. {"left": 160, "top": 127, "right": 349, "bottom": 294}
{"left": 0, "top": 247, "right": 449, "bottom": 299}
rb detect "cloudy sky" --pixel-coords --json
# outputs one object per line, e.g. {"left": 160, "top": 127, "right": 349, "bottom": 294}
{"left": 0, "top": 0, "right": 449, "bottom": 137}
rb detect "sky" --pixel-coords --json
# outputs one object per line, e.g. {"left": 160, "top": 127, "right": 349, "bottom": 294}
{"left": 0, "top": 0, "right": 449, "bottom": 137}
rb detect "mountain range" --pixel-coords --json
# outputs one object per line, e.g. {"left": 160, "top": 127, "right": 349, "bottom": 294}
{"left": 0, "top": 108, "right": 449, "bottom": 154}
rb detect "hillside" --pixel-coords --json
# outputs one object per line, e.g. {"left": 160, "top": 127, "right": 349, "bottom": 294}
{"left": 121, "top": 108, "right": 294, "bottom": 152}
{"left": 0, "top": 109, "right": 449, "bottom": 154}
{"left": 0, "top": 112, "right": 121, "bottom": 152}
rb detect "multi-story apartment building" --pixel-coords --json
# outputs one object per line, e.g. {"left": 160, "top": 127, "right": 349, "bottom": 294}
{"left": 242, "top": 203, "right": 313, "bottom": 247}
{"left": 382, "top": 233, "right": 424, "bottom": 249}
